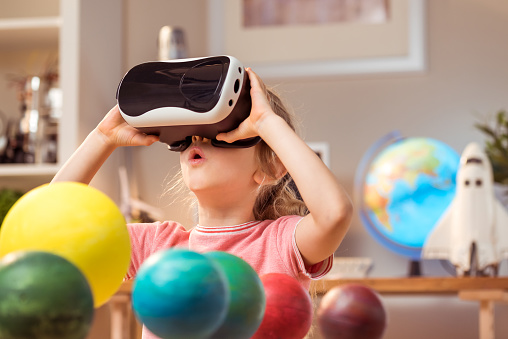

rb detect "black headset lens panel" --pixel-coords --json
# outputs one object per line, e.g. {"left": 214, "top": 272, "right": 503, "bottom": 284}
{"left": 118, "top": 57, "right": 229, "bottom": 117}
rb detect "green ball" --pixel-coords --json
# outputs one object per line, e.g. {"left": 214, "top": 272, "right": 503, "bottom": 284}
{"left": 0, "top": 251, "right": 94, "bottom": 339}
{"left": 206, "top": 251, "right": 266, "bottom": 339}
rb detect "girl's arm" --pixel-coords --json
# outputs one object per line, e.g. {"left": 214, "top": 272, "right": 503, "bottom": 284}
{"left": 217, "top": 68, "right": 353, "bottom": 266}
{"left": 259, "top": 112, "right": 353, "bottom": 266}
{"left": 52, "top": 105, "right": 159, "bottom": 185}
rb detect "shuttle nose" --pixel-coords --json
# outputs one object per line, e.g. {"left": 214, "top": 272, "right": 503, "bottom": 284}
{"left": 460, "top": 142, "right": 487, "bottom": 165}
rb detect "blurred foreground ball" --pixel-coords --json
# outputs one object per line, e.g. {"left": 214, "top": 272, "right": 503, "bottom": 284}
{"left": 0, "top": 251, "right": 94, "bottom": 339}
{"left": 317, "top": 284, "right": 387, "bottom": 339}
{"left": 0, "top": 182, "right": 131, "bottom": 307}
{"left": 132, "top": 249, "right": 229, "bottom": 339}
{"left": 252, "top": 273, "right": 313, "bottom": 339}
{"left": 206, "top": 251, "right": 265, "bottom": 339}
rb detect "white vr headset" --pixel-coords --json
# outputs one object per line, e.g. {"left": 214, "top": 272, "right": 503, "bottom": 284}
{"left": 116, "top": 55, "right": 260, "bottom": 151}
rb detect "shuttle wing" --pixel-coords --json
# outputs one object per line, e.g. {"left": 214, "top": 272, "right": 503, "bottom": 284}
{"left": 494, "top": 200, "right": 508, "bottom": 259}
{"left": 421, "top": 204, "right": 454, "bottom": 259}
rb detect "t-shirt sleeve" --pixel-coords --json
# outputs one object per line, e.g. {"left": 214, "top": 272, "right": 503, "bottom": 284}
{"left": 125, "top": 221, "right": 190, "bottom": 280}
{"left": 277, "top": 216, "right": 333, "bottom": 280}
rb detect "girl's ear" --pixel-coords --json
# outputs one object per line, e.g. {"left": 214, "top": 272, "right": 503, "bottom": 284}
{"left": 272, "top": 156, "right": 288, "bottom": 181}
{"left": 253, "top": 169, "right": 266, "bottom": 185}
{"left": 254, "top": 158, "right": 287, "bottom": 186}
{"left": 273, "top": 165, "right": 287, "bottom": 182}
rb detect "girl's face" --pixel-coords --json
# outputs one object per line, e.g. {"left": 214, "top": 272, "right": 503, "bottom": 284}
{"left": 179, "top": 137, "right": 263, "bottom": 202}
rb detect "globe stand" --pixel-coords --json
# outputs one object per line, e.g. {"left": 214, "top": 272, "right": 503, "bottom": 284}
{"left": 408, "top": 260, "right": 422, "bottom": 277}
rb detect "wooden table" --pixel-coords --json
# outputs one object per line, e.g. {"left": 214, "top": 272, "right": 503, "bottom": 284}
{"left": 312, "top": 277, "right": 508, "bottom": 339}
{"left": 110, "top": 277, "right": 508, "bottom": 339}
{"left": 311, "top": 276, "right": 508, "bottom": 294}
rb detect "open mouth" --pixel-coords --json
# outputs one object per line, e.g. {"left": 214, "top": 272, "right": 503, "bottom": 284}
{"left": 188, "top": 147, "right": 205, "bottom": 162}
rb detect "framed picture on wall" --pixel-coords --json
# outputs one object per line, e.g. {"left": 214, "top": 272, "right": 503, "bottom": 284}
{"left": 208, "top": 0, "right": 426, "bottom": 78}
{"left": 307, "top": 142, "right": 330, "bottom": 168}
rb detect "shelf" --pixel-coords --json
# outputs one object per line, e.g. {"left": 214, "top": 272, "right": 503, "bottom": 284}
{"left": 0, "top": 16, "right": 61, "bottom": 49}
{"left": 0, "top": 163, "right": 60, "bottom": 177}
{"left": 0, "top": 0, "right": 124, "bottom": 197}
{"left": 0, "top": 15, "right": 62, "bottom": 180}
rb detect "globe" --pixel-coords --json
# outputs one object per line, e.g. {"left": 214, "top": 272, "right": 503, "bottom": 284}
{"left": 355, "top": 132, "right": 461, "bottom": 259}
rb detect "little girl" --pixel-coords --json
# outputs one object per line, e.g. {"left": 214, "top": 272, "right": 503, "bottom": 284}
{"left": 52, "top": 67, "right": 352, "bottom": 338}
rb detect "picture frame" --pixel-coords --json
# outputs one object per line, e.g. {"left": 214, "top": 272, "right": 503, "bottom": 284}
{"left": 307, "top": 142, "right": 330, "bottom": 168}
{"left": 208, "top": 0, "right": 426, "bottom": 78}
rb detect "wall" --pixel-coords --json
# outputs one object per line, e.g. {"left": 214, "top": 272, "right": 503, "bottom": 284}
{"left": 283, "top": 0, "right": 508, "bottom": 276}
{"left": 94, "top": 0, "right": 508, "bottom": 338}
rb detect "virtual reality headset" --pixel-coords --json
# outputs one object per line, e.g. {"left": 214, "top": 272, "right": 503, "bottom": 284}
{"left": 116, "top": 55, "right": 260, "bottom": 151}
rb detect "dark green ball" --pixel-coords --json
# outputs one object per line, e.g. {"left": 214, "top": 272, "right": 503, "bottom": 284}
{"left": 0, "top": 251, "right": 94, "bottom": 339}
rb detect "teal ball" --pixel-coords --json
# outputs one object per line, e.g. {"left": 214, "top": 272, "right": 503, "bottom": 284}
{"left": 132, "top": 248, "right": 229, "bottom": 339}
{"left": 206, "top": 251, "right": 266, "bottom": 339}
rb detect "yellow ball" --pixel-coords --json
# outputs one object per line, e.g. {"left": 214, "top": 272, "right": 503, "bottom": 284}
{"left": 0, "top": 182, "right": 131, "bottom": 307}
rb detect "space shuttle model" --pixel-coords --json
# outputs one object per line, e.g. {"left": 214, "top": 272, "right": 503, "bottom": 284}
{"left": 422, "top": 142, "right": 508, "bottom": 276}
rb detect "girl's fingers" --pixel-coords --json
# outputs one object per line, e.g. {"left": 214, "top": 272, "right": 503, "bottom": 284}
{"left": 131, "top": 133, "right": 159, "bottom": 146}
{"left": 218, "top": 68, "right": 270, "bottom": 143}
{"left": 246, "top": 68, "right": 265, "bottom": 92}
{"left": 216, "top": 121, "right": 256, "bottom": 143}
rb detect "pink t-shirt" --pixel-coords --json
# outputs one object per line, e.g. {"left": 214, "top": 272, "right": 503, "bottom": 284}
{"left": 126, "top": 215, "right": 333, "bottom": 339}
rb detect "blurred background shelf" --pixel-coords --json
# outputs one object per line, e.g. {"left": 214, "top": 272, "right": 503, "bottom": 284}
{"left": 0, "top": 0, "right": 122, "bottom": 200}
{"left": 0, "top": 0, "right": 62, "bottom": 186}
{"left": 0, "top": 16, "right": 60, "bottom": 49}
{"left": 0, "top": 163, "right": 60, "bottom": 177}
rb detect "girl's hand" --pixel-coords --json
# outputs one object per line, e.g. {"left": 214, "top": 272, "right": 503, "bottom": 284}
{"left": 52, "top": 105, "right": 158, "bottom": 185}
{"left": 216, "top": 68, "right": 275, "bottom": 143}
{"left": 97, "top": 105, "right": 159, "bottom": 148}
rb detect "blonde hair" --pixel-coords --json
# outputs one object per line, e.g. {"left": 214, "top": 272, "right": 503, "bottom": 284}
{"left": 253, "top": 87, "right": 308, "bottom": 220}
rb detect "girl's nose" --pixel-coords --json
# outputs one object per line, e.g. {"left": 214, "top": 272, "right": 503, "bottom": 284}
{"left": 192, "top": 136, "right": 210, "bottom": 144}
